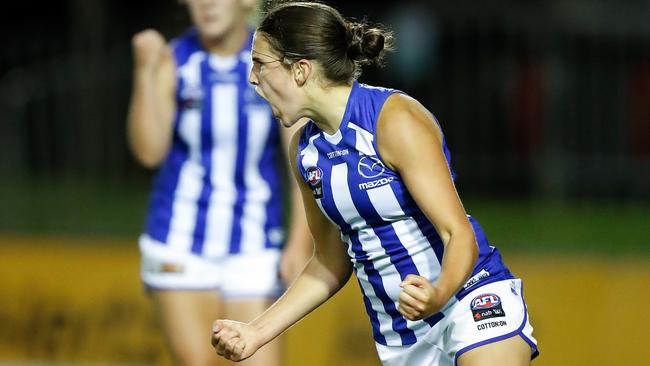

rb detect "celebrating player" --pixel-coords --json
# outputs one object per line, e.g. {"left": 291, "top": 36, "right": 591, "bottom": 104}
{"left": 211, "top": 2, "right": 539, "bottom": 365}
{"left": 128, "top": 0, "right": 312, "bottom": 365}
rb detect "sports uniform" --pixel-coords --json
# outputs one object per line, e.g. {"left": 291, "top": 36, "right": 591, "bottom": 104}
{"left": 296, "top": 82, "right": 539, "bottom": 364}
{"left": 139, "top": 29, "right": 285, "bottom": 299}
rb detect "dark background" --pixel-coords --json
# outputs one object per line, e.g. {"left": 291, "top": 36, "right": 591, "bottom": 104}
{"left": 1, "top": 0, "right": 648, "bottom": 254}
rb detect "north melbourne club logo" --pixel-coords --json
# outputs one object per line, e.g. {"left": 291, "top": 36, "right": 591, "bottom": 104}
{"left": 306, "top": 166, "right": 324, "bottom": 199}
{"left": 357, "top": 155, "right": 385, "bottom": 178}
{"left": 470, "top": 293, "right": 506, "bottom": 322}
{"left": 179, "top": 86, "right": 203, "bottom": 110}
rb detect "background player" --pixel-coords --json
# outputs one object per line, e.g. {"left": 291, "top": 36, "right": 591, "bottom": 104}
{"left": 211, "top": 2, "right": 538, "bottom": 365}
{"left": 128, "top": 0, "right": 312, "bottom": 365}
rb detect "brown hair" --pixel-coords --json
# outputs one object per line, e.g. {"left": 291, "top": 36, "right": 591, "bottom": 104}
{"left": 259, "top": 1, "right": 393, "bottom": 83}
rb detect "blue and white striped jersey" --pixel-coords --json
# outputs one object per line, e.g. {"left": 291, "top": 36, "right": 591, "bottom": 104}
{"left": 144, "top": 29, "right": 285, "bottom": 257}
{"left": 296, "top": 82, "right": 514, "bottom": 346}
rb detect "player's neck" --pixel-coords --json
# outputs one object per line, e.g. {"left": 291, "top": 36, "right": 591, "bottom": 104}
{"left": 200, "top": 23, "right": 249, "bottom": 57}
{"left": 306, "top": 84, "right": 353, "bottom": 135}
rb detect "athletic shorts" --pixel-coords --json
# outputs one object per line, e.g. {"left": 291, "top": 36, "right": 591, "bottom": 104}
{"left": 375, "top": 279, "right": 539, "bottom": 366}
{"left": 139, "top": 234, "right": 283, "bottom": 299}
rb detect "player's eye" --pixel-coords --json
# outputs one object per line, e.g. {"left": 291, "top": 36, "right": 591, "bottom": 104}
{"left": 252, "top": 60, "right": 264, "bottom": 71}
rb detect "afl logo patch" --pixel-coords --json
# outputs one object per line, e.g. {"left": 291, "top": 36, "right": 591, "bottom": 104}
{"left": 306, "top": 166, "right": 324, "bottom": 199}
{"left": 358, "top": 156, "right": 385, "bottom": 178}
{"left": 306, "top": 166, "right": 322, "bottom": 185}
{"left": 470, "top": 293, "right": 505, "bottom": 322}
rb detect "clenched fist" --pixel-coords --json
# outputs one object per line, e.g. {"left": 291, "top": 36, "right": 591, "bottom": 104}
{"left": 397, "top": 274, "right": 448, "bottom": 321}
{"left": 211, "top": 319, "right": 263, "bottom": 362}
{"left": 131, "top": 29, "right": 168, "bottom": 72}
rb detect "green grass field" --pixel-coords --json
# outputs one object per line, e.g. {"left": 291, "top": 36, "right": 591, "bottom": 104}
{"left": 1, "top": 180, "right": 648, "bottom": 256}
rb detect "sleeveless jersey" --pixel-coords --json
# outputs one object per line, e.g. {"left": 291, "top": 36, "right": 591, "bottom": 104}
{"left": 296, "top": 82, "right": 514, "bottom": 346}
{"left": 144, "top": 29, "right": 285, "bottom": 257}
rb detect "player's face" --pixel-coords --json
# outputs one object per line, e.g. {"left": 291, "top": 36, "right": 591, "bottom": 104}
{"left": 249, "top": 33, "right": 302, "bottom": 127}
{"left": 186, "top": 0, "right": 255, "bottom": 40}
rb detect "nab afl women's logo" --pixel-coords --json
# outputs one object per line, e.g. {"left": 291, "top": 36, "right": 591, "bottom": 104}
{"left": 306, "top": 166, "right": 324, "bottom": 199}
{"left": 471, "top": 294, "right": 501, "bottom": 310}
{"left": 470, "top": 293, "right": 505, "bottom": 322}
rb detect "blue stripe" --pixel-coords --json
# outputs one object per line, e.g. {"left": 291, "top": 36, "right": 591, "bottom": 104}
{"left": 356, "top": 275, "right": 387, "bottom": 345}
{"left": 145, "top": 122, "right": 187, "bottom": 243}
{"left": 190, "top": 58, "right": 213, "bottom": 254}
{"left": 396, "top": 188, "right": 445, "bottom": 263}
{"left": 412, "top": 212, "right": 445, "bottom": 263}
{"left": 423, "top": 311, "right": 444, "bottom": 327}
{"left": 260, "top": 118, "right": 283, "bottom": 249}
{"left": 228, "top": 72, "right": 248, "bottom": 254}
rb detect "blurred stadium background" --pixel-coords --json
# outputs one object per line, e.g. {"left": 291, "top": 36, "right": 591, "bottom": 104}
{"left": 1, "top": 0, "right": 648, "bottom": 365}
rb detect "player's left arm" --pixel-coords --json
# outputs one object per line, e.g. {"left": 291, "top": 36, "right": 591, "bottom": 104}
{"left": 376, "top": 93, "right": 479, "bottom": 321}
{"left": 277, "top": 119, "right": 313, "bottom": 285}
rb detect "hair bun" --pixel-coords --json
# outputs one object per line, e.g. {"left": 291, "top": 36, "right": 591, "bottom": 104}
{"left": 346, "top": 22, "right": 385, "bottom": 65}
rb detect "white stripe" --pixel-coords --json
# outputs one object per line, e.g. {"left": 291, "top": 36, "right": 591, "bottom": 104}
{"left": 178, "top": 51, "right": 205, "bottom": 86}
{"left": 240, "top": 105, "right": 273, "bottom": 253}
{"left": 300, "top": 133, "right": 320, "bottom": 169}
{"left": 323, "top": 129, "right": 342, "bottom": 144}
{"left": 204, "top": 83, "right": 239, "bottom": 258}
{"left": 167, "top": 162, "right": 202, "bottom": 251}
{"left": 330, "top": 164, "right": 365, "bottom": 230}
{"left": 208, "top": 54, "right": 238, "bottom": 71}
{"left": 330, "top": 163, "right": 401, "bottom": 344}
{"left": 166, "top": 54, "right": 204, "bottom": 251}
{"left": 348, "top": 122, "right": 376, "bottom": 156}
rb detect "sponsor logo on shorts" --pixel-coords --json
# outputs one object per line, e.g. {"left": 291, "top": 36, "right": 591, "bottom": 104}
{"left": 463, "top": 269, "right": 490, "bottom": 290}
{"left": 159, "top": 263, "right": 185, "bottom": 273}
{"left": 306, "top": 166, "right": 324, "bottom": 199}
{"left": 470, "top": 293, "right": 506, "bottom": 322}
{"left": 477, "top": 320, "right": 508, "bottom": 330}
{"left": 510, "top": 280, "right": 518, "bottom": 296}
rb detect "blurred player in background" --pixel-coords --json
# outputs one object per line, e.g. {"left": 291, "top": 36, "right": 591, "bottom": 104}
{"left": 127, "top": 0, "right": 312, "bottom": 365}
{"left": 211, "top": 2, "right": 539, "bottom": 365}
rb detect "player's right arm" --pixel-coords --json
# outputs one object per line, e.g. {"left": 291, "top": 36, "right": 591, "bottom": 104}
{"left": 211, "top": 127, "right": 352, "bottom": 362}
{"left": 127, "top": 29, "right": 176, "bottom": 168}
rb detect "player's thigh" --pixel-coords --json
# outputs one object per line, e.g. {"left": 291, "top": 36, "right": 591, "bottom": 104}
{"left": 457, "top": 335, "right": 531, "bottom": 366}
{"left": 152, "top": 290, "right": 224, "bottom": 365}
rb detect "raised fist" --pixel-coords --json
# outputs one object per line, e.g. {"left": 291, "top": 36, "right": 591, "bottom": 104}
{"left": 131, "top": 29, "right": 168, "bottom": 71}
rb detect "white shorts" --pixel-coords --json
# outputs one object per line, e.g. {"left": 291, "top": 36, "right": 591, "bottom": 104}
{"left": 376, "top": 279, "right": 538, "bottom": 366}
{"left": 139, "top": 235, "right": 283, "bottom": 299}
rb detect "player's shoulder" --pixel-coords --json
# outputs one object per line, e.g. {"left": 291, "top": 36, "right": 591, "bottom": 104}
{"left": 170, "top": 28, "right": 199, "bottom": 48}
{"left": 354, "top": 82, "right": 399, "bottom": 106}
{"left": 377, "top": 92, "right": 443, "bottom": 150}
{"left": 169, "top": 28, "right": 202, "bottom": 64}
{"left": 379, "top": 93, "right": 427, "bottom": 131}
